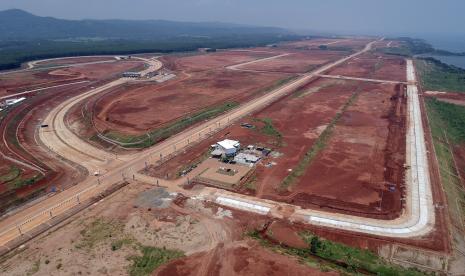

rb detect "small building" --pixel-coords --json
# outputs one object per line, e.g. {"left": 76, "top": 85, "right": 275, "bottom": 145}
{"left": 122, "top": 72, "right": 141, "bottom": 78}
{"left": 216, "top": 139, "right": 240, "bottom": 156}
{"left": 5, "top": 97, "right": 26, "bottom": 106}
{"left": 234, "top": 152, "right": 261, "bottom": 165}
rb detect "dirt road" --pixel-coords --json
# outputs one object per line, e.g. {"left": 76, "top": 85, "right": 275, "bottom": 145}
{"left": 0, "top": 39, "right": 436, "bottom": 247}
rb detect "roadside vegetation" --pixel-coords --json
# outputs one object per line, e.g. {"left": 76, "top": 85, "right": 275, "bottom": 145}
{"left": 103, "top": 101, "right": 239, "bottom": 148}
{"left": 379, "top": 37, "right": 434, "bottom": 56}
{"left": 415, "top": 58, "right": 465, "bottom": 92}
{"left": 248, "top": 230, "right": 427, "bottom": 275}
{"left": 101, "top": 74, "right": 301, "bottom": 149}
{"left": 128, "top": 246, "right": 184, "bottom": 276}
{"left": 0, "top": 166, "right": 21, "bottom": 183}
{"left": 0, "top": 165, "right": 42, "bottom": 192}
{"left": 279, "top": 90, "right": 360, "bottom": 191}
{"left": 425, "top": 98, "right": 465, "bottom": 229}
{"left": 74, "top": 218, "right": 184, "bottom": 276}
{"left": 257, "top": 118, "right": 282, "bottom": 141}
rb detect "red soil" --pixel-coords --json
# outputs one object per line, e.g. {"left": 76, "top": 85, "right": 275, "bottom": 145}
{"left": 327, "top": 52, "right": 407, "bottom": 82}
{"left": 0, "top": 61, "right": 142, "bottom": 97}
{"left": 0, "top": 61, "right": 136, "bottom": 213}
{"left": 282, "top": 38, "right": 348, "bottom": 49}
{"left": 148, "top": 78, "right": 407, "bottom": 219}
{"left": 143, "top": 77, "right": 358, "bottom": 180}
{"left": 239, "top": 50, "right": 345, "bottom": 73}
{"left": 162, "top": 50, "right": 275, "bottom": 72}
{"left": 93, "top": 67, "right": 291, "bottom": 135}
{"left": 154, "top": 240, "right": 337, "bottom": 276}
{"left": 289, "top": 83, "right": 406, "bottom": 219}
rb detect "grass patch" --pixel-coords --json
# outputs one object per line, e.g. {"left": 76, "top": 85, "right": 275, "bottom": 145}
{"left": 378, "top": 37, "right": 433, "bottom": 57}
{"left": 248, "top": 230, "right": 427, "bottom": 275}
{"left": 294, "top": 79, "right": 346, "bottom": 98}
{"left": 244, "top": 174, "right": 257, "bottom": 191}
{"left": 75, "top": 218, "right": 125, "bottom": 251}
{"left": 104, "top": 101, "right": 239, "bottom": 148}
{"left": 258, "top": 75, "right": 299, "bottom": 94}
{"left": 279, "top": 90, "right": 359, "bottom": 191}
{"left": 253, "top": 117, "right": 283, "bottom": 146}
{"left": 259, "top": 118, "right": 282, "bottom": 138}
{"left": 26, "top": 259, "right": 41, "bottom": 275}
{"left": 425, "top": 98, "right": 465, "bottom": 143}
{"left": 425, "top": 98, "right": 465, "bottom": 229}
{"left": 128, "top": 246, "right": 184, "bottom": 276}
{"left": 111, "top": 238, "right": 135, "bottom": 251}
{"left": 7, "top": 174, "right": 43, "bottom": 190}
{"left": 0, "top": 166, "right": 21, "bottom": 183}
{"left": 416, "top": 58, "right": 465, "bottom": 93}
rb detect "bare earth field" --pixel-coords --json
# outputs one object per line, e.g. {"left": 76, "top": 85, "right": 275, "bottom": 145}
{"left": 162, "top": 50, "right": 275, "bottom": 72}
{"left": 146, "top": 78, "right": 406, "bottom": 219}
{"left": 89, "top": 50, "right": 294, "bottom": 136}
{"left": 280, "top": 38, "right": 373, "bottom": 52}
{"left": 0, "top": 182, "right": 333, "bottom": 276}
{"left": 290, "top": 83, "right": 406, "bottom": 219}
{"left": 327, "top": 52, "right": 407, "bottom": 82}
{"left": 0, "top": 61, "right": 142, "bottom": 97}
{"left": 0, "top": 38, "right": 457, "bottom": 275}
{"left": 281, "top": 38, "right": 348, "bottom": 49}
{"left": 238, "top": 50, "right": 345, "bottom": 73}
{"left": 0, "top": 60, "right": 145, "bottom": 213}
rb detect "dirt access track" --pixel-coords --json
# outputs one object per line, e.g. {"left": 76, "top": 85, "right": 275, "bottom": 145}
{"left": 149, "top": 67, "right": 406, "bottom": 220}
{"left": 88, "top": 48, "right": 347, "bottom": 136}
{"left": 0, "top": 57, "right": 147, "bottom": 214}
{"left": 0, "top": 60, "right": 143, "bottom": 97}
{"left": 0, "top": 40, "right": 438, "bottom": 259}
{"left": 326, "top": 52, "right": 407, "bottom": 82}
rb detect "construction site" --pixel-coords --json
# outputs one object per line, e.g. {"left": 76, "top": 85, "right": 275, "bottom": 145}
{"left": 0, "top": 37, "right": 463, "bottom": 275}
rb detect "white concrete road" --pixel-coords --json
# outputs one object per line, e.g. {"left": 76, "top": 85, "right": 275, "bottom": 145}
{"left": 317, "top": 74, "right": 408, "bottom": 85}
{"left": 0, "top": 80, "right": 90, "bottom": 100}
{"left": 0, "top": 41, "right": 436, "bottom": 246}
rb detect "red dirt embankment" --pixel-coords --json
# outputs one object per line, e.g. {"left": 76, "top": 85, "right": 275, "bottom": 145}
{"left": 154, "top": 240, "right": 337, "bottom": 276}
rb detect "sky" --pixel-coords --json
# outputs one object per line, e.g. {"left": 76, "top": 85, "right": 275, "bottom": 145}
{"left": 1, "top": 0, "right": 464, "bottom": 37}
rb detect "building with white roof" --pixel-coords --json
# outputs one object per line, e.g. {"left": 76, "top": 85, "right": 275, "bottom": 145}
{"left": 215, "top": 139, "right": 240, "bottom": 156}
{"left": 5, "top": 97, "right": 26, "bottom": 106}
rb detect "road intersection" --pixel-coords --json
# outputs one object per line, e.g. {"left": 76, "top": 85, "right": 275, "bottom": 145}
{"left": 0, "top": 40, "right": 436, "bottom": 247}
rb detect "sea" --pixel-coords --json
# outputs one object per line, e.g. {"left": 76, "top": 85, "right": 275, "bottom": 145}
{"left": 420, "top": 35, "right": 465, "bottom": 69}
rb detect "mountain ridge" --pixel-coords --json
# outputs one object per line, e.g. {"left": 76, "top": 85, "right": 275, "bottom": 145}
{"left": 0, "top": 9, "right": 290, "bottom": 41}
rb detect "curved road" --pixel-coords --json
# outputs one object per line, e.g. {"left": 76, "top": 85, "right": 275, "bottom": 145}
{"left": 0, "top": 40, "right": 435, "bottom": 247}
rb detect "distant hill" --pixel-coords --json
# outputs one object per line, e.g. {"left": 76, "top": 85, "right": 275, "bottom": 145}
{"left": 0, "top": 9, "right": 290, "bottom": 41}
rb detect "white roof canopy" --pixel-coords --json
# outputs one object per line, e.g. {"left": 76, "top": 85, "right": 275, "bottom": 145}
{"left": 217, "top": 139, "right": 240, "bottom": 150}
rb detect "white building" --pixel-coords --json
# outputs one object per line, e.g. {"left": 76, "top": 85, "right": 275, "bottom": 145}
{"left": 5, "top": 97, "right": 26, "bottom": 106}
{"left": 215, "top": 139, "right": 240, "bottom": 156}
